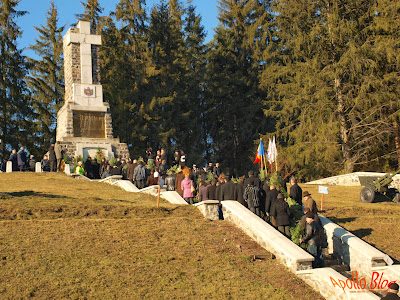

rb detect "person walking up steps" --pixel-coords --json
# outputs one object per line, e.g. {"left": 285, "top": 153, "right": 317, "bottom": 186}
{"left": 181, "top": 167, "right": 194, "bottom": 204}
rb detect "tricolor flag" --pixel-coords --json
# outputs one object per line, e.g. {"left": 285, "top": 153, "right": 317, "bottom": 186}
{"left": 253, "top": 139, "right": 265, "bottom": 163}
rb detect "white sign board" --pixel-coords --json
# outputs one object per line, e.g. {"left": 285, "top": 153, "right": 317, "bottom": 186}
{"left": 318, "top": 186, "right": 329, "bottom": 195}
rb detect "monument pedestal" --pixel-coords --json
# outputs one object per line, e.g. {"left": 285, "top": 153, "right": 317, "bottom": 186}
{"left": 56, "top": 21, "right": 129, "bottom": 160}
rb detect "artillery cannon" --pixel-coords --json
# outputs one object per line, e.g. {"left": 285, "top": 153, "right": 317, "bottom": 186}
{"left": 359, "top": 171, "right": 400, "bottom": 203}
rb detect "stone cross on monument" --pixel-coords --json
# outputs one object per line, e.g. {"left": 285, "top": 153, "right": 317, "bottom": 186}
{"left": 56, "top": 21, "right": 129, "bottom": 160}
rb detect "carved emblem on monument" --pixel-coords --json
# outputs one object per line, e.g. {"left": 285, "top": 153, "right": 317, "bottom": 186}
{"left": 84, "top": 87, "right": 94, "bottom": 96}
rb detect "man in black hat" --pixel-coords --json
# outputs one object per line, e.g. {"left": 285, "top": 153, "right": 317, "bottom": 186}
{"left": 303, "top": 191, "right": 318, "bottom": 215}
{"left": 300, "top": 212, "right": 324, "bottom": 268}
{"left": 303, "top": 190, "right": 320, "bottom": 224}
{"left": 382, "top": 282, "right": 400, "bottom": 299}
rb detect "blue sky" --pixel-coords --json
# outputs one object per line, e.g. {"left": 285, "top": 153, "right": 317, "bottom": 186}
{"left": 17, "top": 0, "right": 220, "bottom": 56}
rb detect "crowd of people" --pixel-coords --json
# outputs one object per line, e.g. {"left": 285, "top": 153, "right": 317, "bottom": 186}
{"left": 2, "top": 145, "right": 325, "bottom": 269}
{"left": 1, "top": 142, "right": 64, "bottom": 173}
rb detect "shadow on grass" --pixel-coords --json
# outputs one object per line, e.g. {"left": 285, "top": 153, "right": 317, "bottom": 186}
{"left": 351, "top": 228, "right": 373, "bottom": 239}
{"left": 6, "top": 191, "right": 71, "bottom": 199}
{"left": 329, "top": 217, "right": 357, "bottom": 224}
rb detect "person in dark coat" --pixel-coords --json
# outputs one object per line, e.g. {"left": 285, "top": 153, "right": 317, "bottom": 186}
{"left": 8, "top": 150, "right": 18, "bottom": 171}
{"left": 289, "top": 178, "right": 303, "bottom": 206}
{"left": 54, "top": 142, "right": 63, "bottom": 171}
{"left": 126, "top": 160, "right": 136, "bottom": 183}
{"left": 244, "top": 170, "right": 261, "bottom": 188}
{"left": 110, "top": 165, "right": 122, "bottom": 176}
{"left": 216, "top": 174, "right": 225, "bottom": 201}
{"left": 92, "top": 159, "right": 100, "bottom": 179}
{"left": 17, "top": 147, "right": 27, "bottom": 171}
{"left": 165, "top": 170, "right": 176, "bottom": 191}
{"left": 198, "top": 181, "right": 209, "bottom": 202}
{"left": 175, "top": 170, "right": 185, "bottom": 197}
{"left": 381, "top": 282, "right": 400, "bottom": 300}
{"left": 213, "top": 163, "right": 221, "bottom": 178}
{"left": 259, "top": 179, "right": 269, "bottom": 216}
{"left": 102, "top": 165, "right": 111, "bottom": 179}
{"left": 244, "top": 183, "right": 261, "bottom": 216}
{"left": 265, "top": 185, "right": 279, "bottom": 226}
{"left": 84, "top": 157, "right": 94, "bottom": 178}
{"left": 271, "top": 193, "right": 292, "bottom": 237}
{"left": 236, "top": 177, "right": 246, "bottom": 207}
{"left": 207, "top": 179, "right": 217, "bottom": 200}
{"left": 159, "top": 160, "right": 168, "bottom": 179}
{"left": 41, "top": 154, "right": 50, "bottom": 172}
{"left": 48, "top": 144, "right": 56, "bottom": 172}
{"left": 300, "top": 212, "right": 324, "bottom": 268}
{"left": 28, "top": 155, "right": 36, "bottom": 171}
{"left": 1, "top": 159, "right": 7, "bottom": 172}
{"left": 173, "top": 150, "right": 180, "bottom": 166}
{"left": 134, "top": 161, "right": 146, "bottom": 189}
{"left": 220, "top": 175, "right": 237, "bottom": 200}
{"left": 303, "top": 191, "right": 320, "bottom": 224}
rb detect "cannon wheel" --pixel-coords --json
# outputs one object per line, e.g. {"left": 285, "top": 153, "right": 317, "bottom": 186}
{"left": 360, "top": 186, "right": 376, "bottom": 203}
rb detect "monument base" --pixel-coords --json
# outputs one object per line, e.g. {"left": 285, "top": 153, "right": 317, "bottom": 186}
{"left": 59, "top": 137, "right": 129, "bottom": 160}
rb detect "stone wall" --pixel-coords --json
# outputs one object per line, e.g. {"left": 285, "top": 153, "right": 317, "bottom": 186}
{"left": 91, "top": 45, "right": 101, "bottom": 84}
{"left": 63, "top": 27, "right": 80, "bottom": 104}
{"left": 320, "top": 214, "right": 389, "bottom": 282}
{"left": 105, "top": 110, "right": 114, "bottom": 139}
{"left": 194, "top": 201, "right": 220, "bottom": 220}
{"left": 56, "top": 105, "right": 74, "bottom": 139}
{"left": 307, "top": 172, "right": 400, "bottom": 190}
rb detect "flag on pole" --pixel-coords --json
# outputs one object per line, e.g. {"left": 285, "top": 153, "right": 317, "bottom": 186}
{"left": 271, "top": 136, "right": 278, "bottom": 162}
{"left": 253, "top": 139, "right": 265, "bottom": 163}
{"left": 267, "top": 138, "right": 272, "bottom": 164}
{"left": 267, "top": 137, "right": 278, "bottom": 163}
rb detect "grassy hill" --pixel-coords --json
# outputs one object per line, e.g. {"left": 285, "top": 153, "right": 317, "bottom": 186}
{"left": 0, "top": 173, "right": 321, "bottom": 299}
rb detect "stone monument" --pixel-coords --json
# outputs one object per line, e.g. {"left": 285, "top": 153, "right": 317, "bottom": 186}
{"left": 56, "top": 21, "right": 129, "bottom": 160}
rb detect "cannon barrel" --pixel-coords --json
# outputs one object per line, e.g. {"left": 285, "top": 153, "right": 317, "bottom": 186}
{"left": 373, "top": 169, "right": 400, "bottom": 193}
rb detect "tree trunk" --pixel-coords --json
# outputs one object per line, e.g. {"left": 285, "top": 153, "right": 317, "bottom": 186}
{"left": 335, "top": 76, "right": 353, "bottom": 173}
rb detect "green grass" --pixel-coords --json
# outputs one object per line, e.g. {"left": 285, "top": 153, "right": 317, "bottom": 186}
{"left": 300, "top": 184, "right": 400, "bottom": 262}
{"left": 0, "top": 173, "right": 321, "bottom": 299}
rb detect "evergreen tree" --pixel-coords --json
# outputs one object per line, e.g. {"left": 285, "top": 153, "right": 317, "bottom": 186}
{"left": 76, "top": 0, "right": 104, "bottom": 33}
{"left": 206, "top": 0, "right": 271, "bottom": 175}
{"left": 0, "top": 0, "right": 31, "bottom": 157}
{"left": 146, "top": 0, "right": 188, "bottom": 152}
{"left": 27, "top": 1, "right": 64, "bottom": 153}
{"left": 101, "top": 0, "right": 154, "bottom": 155}
{"left": 181, "top": 4, "right": 208, "bottom": 164}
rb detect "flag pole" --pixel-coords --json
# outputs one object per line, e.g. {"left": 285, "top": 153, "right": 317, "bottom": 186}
{"left": 274, "top": 136, "right": 278, "bottom": 171}
{"left": 263, "top": 154, "right": 268, "bottom": 176}
{"left": 260, "top": 138, "right": 264, "bottom": 172}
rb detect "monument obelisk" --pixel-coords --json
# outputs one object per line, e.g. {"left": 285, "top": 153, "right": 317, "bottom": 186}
{"left": 56, "top": 21, "right": 129, "bottom": 160}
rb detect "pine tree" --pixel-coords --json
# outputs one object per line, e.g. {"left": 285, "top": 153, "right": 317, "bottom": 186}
{"left": 181, "top": 4, "right": 208, "bottom": 164}
{"left": 0, "top": 0, "right": 31, "bottom": 157}
{"left": 206, "top": 0, "right": 271, "bottom": 175}
{"left": 27, "top": 1, "right": 64, "bottom": 153}
{"left": 101, "top": 0, "right": 154, "bottom": 155}
{"left": 76, "top": 0, "right": 104, "bottom": 33}
{"left": 146, "top": 0, "right": 188, "bottom": 152}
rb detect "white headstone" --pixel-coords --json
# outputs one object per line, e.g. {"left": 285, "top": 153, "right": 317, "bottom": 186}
{"left": 35, "top": 162, "right": 42, "bottom": 173}
{"left": 6, "top": 161, "right": 12, "bottom": 173}
{"left": 64, "top": 164, "right": 71, "bottom": 175}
